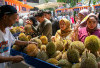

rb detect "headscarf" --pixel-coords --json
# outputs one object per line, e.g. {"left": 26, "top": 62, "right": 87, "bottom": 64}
{"left": 57, "top": 18, "right": 72, "bottom": 37}
{"left": 78, "top": 9, "right": 90, "bottom": 27}
{"left": 82, "top": 13, "right": 98, "bottom": 34}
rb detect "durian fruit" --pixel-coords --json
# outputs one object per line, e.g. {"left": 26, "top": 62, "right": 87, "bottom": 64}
{"left": 18, "top": 33, "right": 29, "bottom": 41}
{"left": 67, "top": 47, "right": 80, "bottom": 63}
{"left": 63, "top": 40, "right": 72, "bottom": 50}
{"left": 84, "top": 35, "right": 100, "bottom": 54}
{"left": 69, "top": 41, "right": 85, "bottom": 55}
{"left": 80, "top": 51, "right": 98, "bottom": 68}
{"left": 24, "top": 24, "right": 32, "bottom": 34}
{"left": 15, "top": 27, "right": 21, "bottom": 33}
{"left": 46, "top": 42, "right": 56, "bottom": 56}
{"left": 40, "top": 35, "right": 48, "bottom": 45}
{"left": 31, "top": 38, "right": 42, "bottom": 48}
{"left": 62, "top": 51, "right": 67, "bottom": 59}
{"left": 40, "top": 45, "right": 46, "bottom": 52}
{"left": 72, "top": 63, "right": 80, "bottom": 68}
{"left": 36, "top": 51, "right": 48, "bottom": 61}
{"left": 26, "top": 44, "right": 38, "bottom": 57}
{"left": 46, "top": 58, "right": 58, "bottom": 65}
{"left": 55, "top": 41, "right": 64, "bottom": 51}
{"left": 82, "top": 51, "right": 96, "bottom": 61}
{"left": 10, "top": 29, "right": 16, "bottom": 34}
{"left": 51, "top": 51, "right": 61, "bottom": 58}
{"left": 12, "top": 45, "right": 21, "bottom": 51}
{"left": 26, "top": 35, "right": 32, "bottom": 41}
{"left": 58, "top": 59, "right": 72, "bottom": 68}
{"left": 55, "top": 52, "right": 62, "bottom": 60}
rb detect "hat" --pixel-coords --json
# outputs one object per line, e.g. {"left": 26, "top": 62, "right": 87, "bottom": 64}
{"left": 0, "top": 5, "right": 17, "bottom": 18}
{"left": 81, "top": 13, "right": 96, "bottom": 24}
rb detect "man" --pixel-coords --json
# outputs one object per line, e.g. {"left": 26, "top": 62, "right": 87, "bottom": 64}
{"left": 0, "top": 5, "right": 36, "bottom": 68}
{"left": 35, "top": 10, "right": 52, "bottom": 41}
{"left": 43, "top": 10, "right": 60, "bottom": 36}
{"left": 43, "top": 10, "right": 52, "bottom": 21}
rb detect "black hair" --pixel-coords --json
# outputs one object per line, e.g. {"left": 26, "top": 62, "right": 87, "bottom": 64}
{"left": 44, "top": 10, "right": 51, "bottom": 14}
{"left": 34, "top": 10, "right": 44, "bottom": 17}
{"left": 29, "top": 16, "right": 38, "bottom": 26}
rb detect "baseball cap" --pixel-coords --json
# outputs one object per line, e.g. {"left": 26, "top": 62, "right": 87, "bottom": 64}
{"left": 0, "top": 5, "right": 17, "bottom": 18}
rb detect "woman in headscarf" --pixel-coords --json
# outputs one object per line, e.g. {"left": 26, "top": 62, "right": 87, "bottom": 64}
{"left": 77, "top": 9, "right": 90, "bottom": 27}
{"left": 51, "top": 18, "right": 72, "bottom": 42}
{"left": 72, "top": 9, "right": 90, "bottom": 41}
{"left": 73, "top": 13, "right": 100, "bottom": 42}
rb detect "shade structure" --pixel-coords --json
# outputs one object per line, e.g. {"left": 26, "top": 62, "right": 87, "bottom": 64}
{"left": 35, "top": 2, "right": 65, "bottom": 9}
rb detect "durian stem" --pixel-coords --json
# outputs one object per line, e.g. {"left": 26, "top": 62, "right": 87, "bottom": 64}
{"left": 86, "top": 51, "right": 88, "bottom": 58}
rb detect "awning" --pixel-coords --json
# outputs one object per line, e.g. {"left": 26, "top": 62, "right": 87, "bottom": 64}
{"left": 5, "top": 0, "right": 34, "bottom": 12}
{"left": 35, "top": 2, "right": 65, "bottom": 9}
{"left": 72, "top": 6, "right": 90, "bottom": 11}
{"left": 93, "top": 4, "right": 100, "bottom": 9}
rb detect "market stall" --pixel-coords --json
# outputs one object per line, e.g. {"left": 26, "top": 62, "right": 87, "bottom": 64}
{"left": 93, "top": 4, "right": 100, "bottom": 13}
{"left": 5, "top": 0, "right": 33, "bottom": 13}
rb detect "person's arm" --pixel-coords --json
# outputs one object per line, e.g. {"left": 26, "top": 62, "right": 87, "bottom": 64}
{"left": 14, "top": 40, "right": 37, "bottom": 46}
{"left": 14, "top": 40, "right": 28, "bottom": 46}
{"left": 0, "top": 55, "right": 23, "bottom": 63}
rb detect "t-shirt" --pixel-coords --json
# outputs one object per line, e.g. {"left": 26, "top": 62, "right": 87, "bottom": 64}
{"left": 0, "top": 27, "right": 16, "bottom": 68}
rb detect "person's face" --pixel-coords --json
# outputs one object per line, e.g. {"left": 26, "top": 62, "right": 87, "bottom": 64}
{"left": 59, "top": 20, "right": 66, "bottom": 30}
{"left": 45, "top": 14, "right": 51, "bottom": 20}
{"left": 36, "top": 16, "right": 44, "bottom": 23}
{"left": 87, "top": 17, "right": 97, "bottom": 29}
{"left": 26, "top": 20, "right": 33, "bottom": 25}
{"left": 78, "top": 13, "right": 85, "bottom": 21}
{"left": 4, "top": 13, "right": 17, "bottom": 27}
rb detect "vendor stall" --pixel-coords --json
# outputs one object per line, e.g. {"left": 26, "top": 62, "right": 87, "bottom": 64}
{"left": 93, "top": 4, "right": 100, "bottom": 13}
{"left": 5, "top": 0, "right": 33, "bottom": 13}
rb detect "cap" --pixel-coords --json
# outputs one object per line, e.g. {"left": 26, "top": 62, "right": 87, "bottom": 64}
{"left": 0, "top": 5, "right": 17, "bottom": 18}
{"left": 0, "top": 5, "right": 17, "bottom": 14}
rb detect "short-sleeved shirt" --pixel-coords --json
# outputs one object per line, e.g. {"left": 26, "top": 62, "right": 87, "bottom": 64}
{"left": 0, "top": 27, "right": 15, "bottom": 68}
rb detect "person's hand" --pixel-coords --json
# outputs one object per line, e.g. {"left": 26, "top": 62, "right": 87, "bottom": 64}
{"left": 51, "top": 36, "right": 55, "bottom": 42}
{"left": 11, "top": 56, "right": 24, "bottom": 63}
{"left": 28, "top": 41, "right": 38, "bottom": 45}
{"left": 73, "top": 23, "right": 80, "bottom": 32}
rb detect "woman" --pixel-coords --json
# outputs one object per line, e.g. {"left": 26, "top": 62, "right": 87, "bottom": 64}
{"left": 78, "top": 9, "right": 90, "bottom": 27}
{"left": 51, "top": 18, "right": 72, "bottom": 42}
{"left": 73, "top": 13, "right": 100, "bottom": 42}
{"left": 0, "top": 5, "right": 36, "bottom": 68}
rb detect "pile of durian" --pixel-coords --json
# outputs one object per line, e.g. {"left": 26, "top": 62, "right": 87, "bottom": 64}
{"left": 10, "top": 26, "right": 24, "bottom": 34}
{"left": 12, "top": 34, "right": 100, "bottom": 68}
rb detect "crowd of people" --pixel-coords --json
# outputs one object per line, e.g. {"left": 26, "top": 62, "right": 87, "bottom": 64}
{"left": 0, "top": 5, "right": 100, "bottom": 68}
